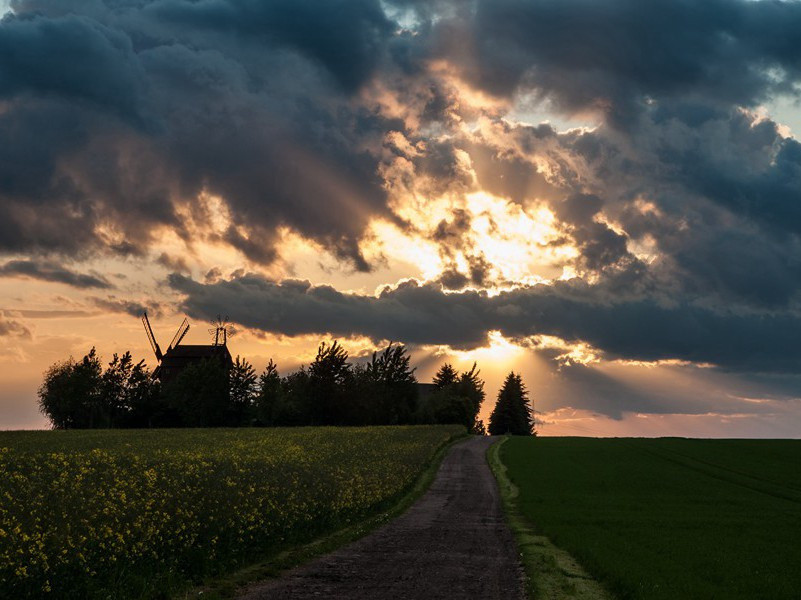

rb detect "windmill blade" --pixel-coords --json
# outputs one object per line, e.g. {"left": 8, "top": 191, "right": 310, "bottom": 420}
{"left": 169, "top": 318, "right": 190, "bottom": 350}
{"left": 141, "top": 312, "right": 163, "bottom": 362}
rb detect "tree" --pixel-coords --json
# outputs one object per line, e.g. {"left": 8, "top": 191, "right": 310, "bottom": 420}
{"left": 432, "top": 363, "right": 459, "bottom": 389}
{"left": 360, "top": 343, "right": 418, "bottom": 424}
{"left": 488, "top": 372, "right": 534, "bottom": 436}
{"left": 308, "top": 341, "right": 351, "bottom": 424}
{"left": 457, "top": 363, "right": 485, "bottom": 434}
{"left": 38, "top": 348, "right": 103, "bottom": 429}
{"left": 100, "top": 352, "right": 157, "bottom": 427}
{"left": 276, "top": 367, "right": 312, "bottom": 425}
{"left": 419, "top": 362, "right": 485, "bottom": 432}
{"left": 230, "top": 356, "right": 257, "bottom": 425}
{"left": 163, "top": 358, "right": 231, "bottom": 427}
{"left": 254, "top": 359, "right": 281, "bottom": 425}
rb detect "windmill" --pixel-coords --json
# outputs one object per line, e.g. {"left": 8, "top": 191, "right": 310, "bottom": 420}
{"left": 141, "top": 312, "right": 191, "bottom": 366}
{"left": 140, "top": 312, "right": 233, "bottom": 383}
{"left": 208, "top": 315, "right": 236, "bottom": 346}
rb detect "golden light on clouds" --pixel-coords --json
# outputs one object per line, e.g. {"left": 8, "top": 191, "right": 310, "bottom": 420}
{"left": 448, "top": 330, "right": 525, "bottom": 363}
{"left": 363, "top": 189, "right": 577, "bottom": 289}
{"left": 532, "top": 334, "right": 602, "bottom": 366}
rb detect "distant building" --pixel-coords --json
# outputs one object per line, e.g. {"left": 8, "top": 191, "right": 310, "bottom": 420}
{"left": 155, "top": 344, "right": 233, "bottom": 385}
{"left": 142, "top": 312, "right": 235, "bottom": 385}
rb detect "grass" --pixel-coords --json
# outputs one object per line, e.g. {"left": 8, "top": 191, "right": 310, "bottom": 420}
{"left": 500, "top": 437, "right": 801, "bottom": 600}
{"left": 487, "top": 438, "right": 611, "bottom": 600}
{"left": 0, "top": 425, "right": 464, "bottom": 599}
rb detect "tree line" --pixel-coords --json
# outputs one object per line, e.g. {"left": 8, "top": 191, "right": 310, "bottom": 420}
{"left": 38, "top": 341, "right": 535, "bottom": 435}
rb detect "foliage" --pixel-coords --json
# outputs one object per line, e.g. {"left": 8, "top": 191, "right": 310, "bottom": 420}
{"left": 38, "top": 341, "right": 486, "bottom": 430}
{"left": 0, "top": 425, "right": 463, "bottom": 599}
{"left": 100, "top": 352, "right": 158, "bottom": 428}
{"left": 254, "top": 359, "right": 281, "bottom": 426}
{"left": 359, "top": 343, "right": 418, "bottom": 425}
{"left": 162, "top": 358, "right": 231, "bottom": 426}
{"left": 229, "top": 356, "right": 258, "bottom": 425}
{"left": 432, "top": 363, "right": 459, "bottom": 389}
{"left": 419, "top": 362, "right": 485, "bottom": 432}
{"left": 38, "top": 349, "right": 104, "bottom": 429}
{"left": 308, "top": 341, "right": 351, "bottom": 425}
{"left": 502, "top": 437, "right": 801, "bottom": 600}
{"left": 488, "top": 372, "right": 533, "bottom": 435}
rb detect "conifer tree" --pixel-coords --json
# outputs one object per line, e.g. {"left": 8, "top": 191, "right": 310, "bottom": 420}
{"left": 432, "top": 363, "right": 459, "bottom": 389}
{"left": 488, "top": 372, "right": 534, "bottom": 435}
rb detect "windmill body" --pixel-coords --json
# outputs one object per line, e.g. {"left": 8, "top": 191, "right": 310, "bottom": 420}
{"left": 142, "top": 313, "right": 234, "bottom": 384}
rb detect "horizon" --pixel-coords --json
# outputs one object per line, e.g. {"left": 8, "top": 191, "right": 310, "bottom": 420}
{"left": 3, "top": 0, "right": 801, "bottom": 437}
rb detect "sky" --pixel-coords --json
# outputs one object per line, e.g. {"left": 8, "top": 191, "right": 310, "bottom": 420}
{"left": 2, "top": 0, "right": 801, "bottom": 436}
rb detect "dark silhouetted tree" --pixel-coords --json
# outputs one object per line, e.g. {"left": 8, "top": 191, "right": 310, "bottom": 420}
{"left": 100, "top": 352, "right": 157, "bottom": 427}
{"left": 418, "top": 362, "right": 485, "bottom": 431}
{"left": 276, "top": 367, "right": 312, "bottom": 425}
{"left": 308, "top": 341, "right": 351, "bottom": 424}
{"left": 230, "top": 356, "right": 257, "bottom": 424}
{"left": 38, "top": 348, "right": 103, "bottom": 429}
{"left": 254, "top": 359, "right": 281, "bottom": 425}
{"left": 458, "top": 363, "right": 485, "bottom": 433}
{"left": 163, "top": 358, "right": 230, "bottom": 426}
{"left": 432, "top": 363, "right": 459, "bottom": 389}
{"left": 361, "top": 343, "right": 417, "bottom": 424}
{"left": 488, "top": 372, "right": 534, "bottom": 435}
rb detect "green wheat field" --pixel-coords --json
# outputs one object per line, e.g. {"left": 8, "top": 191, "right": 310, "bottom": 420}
{"left": 501, "top": 437, "right": 801, "bottom": 600}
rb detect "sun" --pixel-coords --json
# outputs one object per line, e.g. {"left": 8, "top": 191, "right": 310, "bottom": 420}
{"left": 450, "top": 330, "right": 524, "bottom": 363}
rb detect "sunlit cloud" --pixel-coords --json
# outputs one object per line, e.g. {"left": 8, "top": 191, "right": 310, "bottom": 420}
{"left": 3, "top": 0, "right": 801, "bottom": 435}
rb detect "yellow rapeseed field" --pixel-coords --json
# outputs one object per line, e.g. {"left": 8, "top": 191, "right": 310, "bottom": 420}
{"left": 0, "top": 425, "right": 462, "bottom": 599}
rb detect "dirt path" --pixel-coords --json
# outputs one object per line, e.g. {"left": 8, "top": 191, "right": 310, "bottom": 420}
{"left": 239, "top": 436, "right": 525, "bottom": 600}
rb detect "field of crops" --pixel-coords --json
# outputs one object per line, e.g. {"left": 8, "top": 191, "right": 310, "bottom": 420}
{"left": 501, "top": 437, "right": 801, "bottom": 600}
{"left": 0, "top": 425, "right": 463, "bottom": 599}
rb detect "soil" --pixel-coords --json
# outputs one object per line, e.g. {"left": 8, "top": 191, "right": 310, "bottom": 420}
{"left": 238, "top": 436, "right": 526, "bottom": 600}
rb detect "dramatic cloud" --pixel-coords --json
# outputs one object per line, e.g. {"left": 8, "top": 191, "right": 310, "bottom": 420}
{"left": 431, "top": 0, "right": 801, "bottom": 122}
{"left": 0, "top": 259, "right": 112, "bottom": 289}
{"left": 170, "top": 272, "right": 801, "bottom": 373}
{"left": 3, "top": 0, "right": 801, "bottom": 430}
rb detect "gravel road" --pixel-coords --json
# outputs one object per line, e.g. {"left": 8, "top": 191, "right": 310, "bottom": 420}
{"left": 239, "top": 436, "right": 525, "bottom": 600}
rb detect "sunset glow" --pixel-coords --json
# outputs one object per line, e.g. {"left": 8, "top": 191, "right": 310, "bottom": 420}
{"left": 2, "top": 0, "right": 801, "bottom": 437}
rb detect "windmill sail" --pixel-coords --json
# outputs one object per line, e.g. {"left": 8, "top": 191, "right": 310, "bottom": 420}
{"left": 141, "top": 312, "right": 163, "bottom": 362}
{"left": 168, "top": 318, "right": 190, "bottom": 350}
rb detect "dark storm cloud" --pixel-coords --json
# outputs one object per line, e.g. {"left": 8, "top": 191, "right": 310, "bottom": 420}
{"left": 147, "top": 0, "right": 394, "bottom": 92}
{"left": 3, "top": 0, "right": 801, "bottom": 271}
{"left": 170, "top": 272, "right": 801, "bottom": 373}
{"left": 422, "top": 0, "right": 801, "bottom": 123}
{"left": 0, "top": 259, "right": 113, "bottom": 289}
{"left": 0, "top": 0, "right": 402, "bottom": 268}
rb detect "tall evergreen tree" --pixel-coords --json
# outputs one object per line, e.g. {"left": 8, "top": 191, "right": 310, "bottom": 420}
{"left": 432, "top": 363, "right": 459, "bottom": 389}
{"left": 488, "top": 372, "right": 534, "bottom": 435}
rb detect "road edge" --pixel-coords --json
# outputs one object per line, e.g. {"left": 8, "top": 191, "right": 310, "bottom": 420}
{"left": 178, "top": 428, "right": 470, "bottom": 600}
{"left": 487, "top": 436, "right": 613, "bottom": 600}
